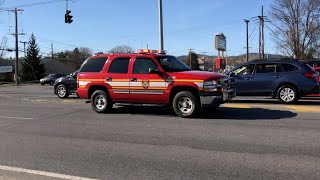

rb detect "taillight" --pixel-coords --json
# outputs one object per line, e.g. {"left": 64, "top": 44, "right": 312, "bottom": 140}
{"left": 304, "top": 72, "right": 316, "bottom": 79}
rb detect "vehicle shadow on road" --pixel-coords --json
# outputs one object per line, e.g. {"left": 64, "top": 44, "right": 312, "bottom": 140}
{"left": 231, "top": 99, "right": 320, "bottom": 105}
{"left": 200, "top": 107, "right": 297, "bottom": 120}
{"left": 111, "top": 106, "right": 297, "bottom": 120}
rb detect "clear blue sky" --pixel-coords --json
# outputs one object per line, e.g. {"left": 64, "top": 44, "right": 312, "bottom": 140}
{"left": 1, "top": 0, "right": 277, "bottom": 58}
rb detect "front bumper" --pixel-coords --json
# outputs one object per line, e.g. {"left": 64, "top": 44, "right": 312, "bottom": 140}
{"left": 200, "top": 89, "right": 236, "bottom": 107}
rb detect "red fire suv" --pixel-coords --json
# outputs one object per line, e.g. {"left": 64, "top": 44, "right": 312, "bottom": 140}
{"left": 77, "top": 49, "right": 236, "bottom": 118}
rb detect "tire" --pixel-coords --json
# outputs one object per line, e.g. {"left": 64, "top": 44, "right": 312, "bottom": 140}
{"left": 56, "top": 84, "right": 69, "bottom": 98}
{"left": 91, "top": 90, "right": 113, "bottom": 113}
{"left": 172, "top": 91, "right": 200, "bottom": 118}
{"left": 277, "top": 85, "right": 299, "bottom": 104}
{"left": 40, "top": 83, "right": 45, "bottom": 86}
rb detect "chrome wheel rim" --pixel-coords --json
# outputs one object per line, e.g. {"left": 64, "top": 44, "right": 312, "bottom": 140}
{"left": 178, "top": 97, "right": 193, "bottom": 114}
{"left": 280, "top": 88, "right": 295, "bottom": 102}
{"left": 57, "top": 86, "right": 66, "bottom": 97}
{"left": 94, "top": 94, "right": 106, "bottom": 110}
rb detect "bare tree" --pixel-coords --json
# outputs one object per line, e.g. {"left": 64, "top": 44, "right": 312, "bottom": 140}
{"left": 56, "top": 47, "right": 93, "bottom": 70}
{"left": 0, "top": 36, "right": 8, "bottom": 59}
{"left": 108, "top": 45, "right": 135, "bottom": 54}
{"left": 270, "top": 0, "right": 320, "bottom": 59}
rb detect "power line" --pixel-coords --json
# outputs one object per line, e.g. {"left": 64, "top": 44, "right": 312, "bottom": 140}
{"left": 119, "top": 22, "right": 239, "bottom": 42}
{"left": 249, "top": 24, "right": 258, "bottom": 40}
{"left": 0, "top": 0, "right": 66, "bottom": 11}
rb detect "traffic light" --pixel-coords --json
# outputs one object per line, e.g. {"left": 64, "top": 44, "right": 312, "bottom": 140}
{"left": 65, "top": 10, "right": 73, "bottom": 23}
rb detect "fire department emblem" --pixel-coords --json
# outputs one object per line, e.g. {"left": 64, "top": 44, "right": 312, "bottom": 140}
{"left": 142, "top": 79, "right": 150, "bottom": 89}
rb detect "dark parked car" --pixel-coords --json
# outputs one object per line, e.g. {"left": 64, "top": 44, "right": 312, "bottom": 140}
{"left": 226, "top": 59, "right": 319, "bottom": 103}
{"left": 40, "top": 74, "right": 64, "bottom": 85}
{"left": 53, "top": 70, "right": 78, "bottom": 98}
{"left": 307, "top": 60, "right": 320, "bottom": 82}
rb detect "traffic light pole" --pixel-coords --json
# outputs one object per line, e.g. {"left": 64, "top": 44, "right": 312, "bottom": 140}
{"left": 158, "top": 0, "right": 164, "bottom": 54}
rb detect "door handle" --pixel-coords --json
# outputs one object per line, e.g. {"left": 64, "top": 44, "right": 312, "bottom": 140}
{"left": 106, "top": 77, "right": 112, "bottom": 81}
{"left": 130, "top": 78, "right": 137, "bottom": 82}
{"left": 245, "top": 77, "right": 252, "bottom": 80}
{"left": 274, "top": 75, "right": 281, "bottom": 78}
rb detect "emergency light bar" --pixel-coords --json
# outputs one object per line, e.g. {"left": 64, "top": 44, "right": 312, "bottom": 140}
{"left": 137, "top": 49, "right": 160, "bottom": 54}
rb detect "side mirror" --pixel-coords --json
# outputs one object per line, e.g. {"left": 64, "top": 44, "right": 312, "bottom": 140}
{"left": 149, "top": 68, "right": 160, "bottom": 74}
{"left": 229, "top": 72, "right": 235, "bottom": 77}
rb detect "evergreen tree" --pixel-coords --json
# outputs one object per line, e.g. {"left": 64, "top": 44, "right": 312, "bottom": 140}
{"left": 188, "top": 51, "right": 201, "bottom": 70}
{"left": 21, "top": 33, "right": 45, "bottom": 81}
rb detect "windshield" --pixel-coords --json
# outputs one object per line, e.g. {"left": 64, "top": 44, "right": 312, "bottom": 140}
{"left": 155, "top": 56, "right": 191, "bottom": 72}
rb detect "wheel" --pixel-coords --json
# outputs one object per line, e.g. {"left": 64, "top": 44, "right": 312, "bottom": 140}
{"left": 277, "top": 85, "right": 299, "bottom": 104}
{"left": 91, "top": 90, "right": 113, "bottom": 113}
{"left": 56, "top": 84, "right": 69, "bottom": 98}
{"left": 172, "top": 91, "right": 200, "bottom": 118}
{"left": 40, "top": 83, "right": 45, "bottom": 86}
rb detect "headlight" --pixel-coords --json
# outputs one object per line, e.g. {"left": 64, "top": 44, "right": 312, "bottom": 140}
{"left": 203, "top": 80, "right": 220, "bottom": 92}
{"left": 204, "top": 80, "right": 218, "bottom": 86}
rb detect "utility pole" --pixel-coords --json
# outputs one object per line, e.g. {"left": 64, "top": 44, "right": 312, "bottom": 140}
{"left": 8, "top": 8, "right": 24, "bottom": 85}
{"left": 202, "top": 51, "right": 208, "bottom": 71}
{"left": 188, "top": 49, "right": 193, "bottom": 69}
{"left": 258, "top": 6, "right": 265, "bottom": 59}
{"left": 51, "top": 43, "right": 54, "bottom": 74}
{"left": 244, "top": 19, "right": 250, "bottom": 62}
{"left": 158, "top": 0, "right": 164, "bottom": 53}
{"left": 261, "top": 6, "right": 265, "bottom": 59}
{"left": 19, "top": 41, "right": 27, "bottom": 56}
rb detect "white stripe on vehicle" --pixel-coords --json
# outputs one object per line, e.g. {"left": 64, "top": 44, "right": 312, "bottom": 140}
{"left": 106, "top": 82, "right": 130, "bottom": 87}
{"left": 78, "top": 81, "right": 90, "bottom": 86}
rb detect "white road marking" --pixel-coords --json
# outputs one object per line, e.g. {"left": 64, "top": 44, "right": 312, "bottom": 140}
{"left": 0, "top": 116, "right": 34, "bottom": 120}
{"left": 0, "top": 165, "right": 98, "bottom": 180}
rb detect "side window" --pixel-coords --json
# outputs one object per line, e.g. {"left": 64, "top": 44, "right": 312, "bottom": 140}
{"left": 281, "top": 63, "right": 299, "bottom": 72}
{"left": 133, "top": 58, "right": 158, "bottom": 74}
{"left": 108, "top": 58, "right": 130, "bottom": 74}
{"left": 80, "top": 57, "right": 108, "bottom": 72}
{"left": 255, "top": 63, "right": 277, "bottom": 73}
{"left": 276, "top": 64, "right": 284, "bottom": 72}
{"left": 232, "top": 64, "right": 255, "bottom": 75}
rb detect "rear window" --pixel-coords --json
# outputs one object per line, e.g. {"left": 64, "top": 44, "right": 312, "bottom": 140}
{"left": 281, "top": 63, "right": 299, "bottom": 72}
{"left": 80, "top": 57, "right": 108, "bottom": 72}
{"left": 304, "top": 63, "right": 316, "bottom": 72}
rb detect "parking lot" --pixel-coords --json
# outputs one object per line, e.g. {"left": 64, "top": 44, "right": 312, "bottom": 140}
{"left": 0, "top": 84, "right": 320, "bottom": 179}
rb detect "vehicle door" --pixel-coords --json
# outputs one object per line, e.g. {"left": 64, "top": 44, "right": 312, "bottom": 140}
{"left": 230, "top": 64, "right": 255, "bottom": 94}
{"left": 129, "top": 57, "right": 166, "bottom": 103}
{"left": 105, "top": 57, "right": 131, "bottom": 102}
{"left": 250, "top": 63, "right": 283, "bottom": 94}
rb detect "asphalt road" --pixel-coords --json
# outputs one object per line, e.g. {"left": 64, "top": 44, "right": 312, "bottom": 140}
{"left": 0, "top": 84, "right": 319, "bottom": 180}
